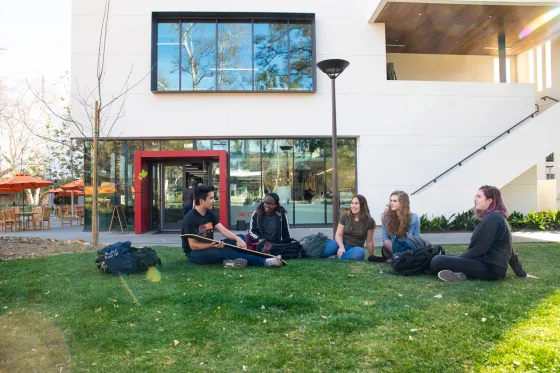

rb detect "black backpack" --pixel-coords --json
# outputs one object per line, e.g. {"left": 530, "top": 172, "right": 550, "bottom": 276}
{"left": 257, "top": 238, "right": 302, "bottom": 259}
{"left": 391, "top": 243, "right": 445, "bottom": 276}
{"left": 96, "top": 242, "right": 162, "bottom": 274}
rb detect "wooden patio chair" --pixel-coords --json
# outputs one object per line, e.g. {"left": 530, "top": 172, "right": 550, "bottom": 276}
{"left": 60, "top": 205, "right": 73, "bottom": 227}
{"left": 75, "top": 205, "right": 85, "bottom": 226}
{"left": 0, "top": 209, "right": 5, "bottom": 232}
{"left": 4, "top": 208, "right": 21, "bottom": 232}
{"left": 42, "top": 207, "right": 51, "bottom": 230}
{"left": 28, "top": 207, "right": 43, "bottom": 230}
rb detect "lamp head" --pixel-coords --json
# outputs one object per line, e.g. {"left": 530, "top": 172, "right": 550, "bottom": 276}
{"left": 317, "top": 59, "right": 349, "bottom": 79}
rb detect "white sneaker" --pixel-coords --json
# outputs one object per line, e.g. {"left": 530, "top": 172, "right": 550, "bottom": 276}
{"left": 265, "top": 255, "right": 283, "bottom": 267}
{"left": 438, "top": 270, "right": 467, "bottom": 282}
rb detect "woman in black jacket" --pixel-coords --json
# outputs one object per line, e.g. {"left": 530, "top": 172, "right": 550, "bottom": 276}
{"left": 430, "top": 185, "right": 537, "bottom": 282}
{"left": 249, "top": 193, "right": 291, "bottom": 243}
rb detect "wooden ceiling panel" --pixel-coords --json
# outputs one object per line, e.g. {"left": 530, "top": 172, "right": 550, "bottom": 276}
{"left": 377, "top": 3, "right": 560, "bottom": 55}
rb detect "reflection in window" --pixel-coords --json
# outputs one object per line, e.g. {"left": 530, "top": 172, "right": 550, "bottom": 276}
{"left": 254, "top": 22, "right": 289, "bottom": 91}
{"left": 262, "top": 140, "right": 293, "bottom": 205}
{"left": 230, "top": 140, "right": 262, "bottom": 224}
{"left": 160, "top": 140, "right": 194, "bottom": 150}
{"left": 325, "top": 139, "right": 357, "bottom": 224}
{"left": 218, "top": 23, "right": 253, "bottom": 91}
{"left": 157, "top": 22, "right": 180, "bottom": 91}
{"left": 153, "top": 14, "right": 315, "bottom": 92}
{"left": 181, "top": 22, "right": 216, "bottom": 91}
{"left": 293, "top": 139, "right": 327, "bottom": 224}
{"left": 290, "top": 23, "right": 313, "bottom": 91}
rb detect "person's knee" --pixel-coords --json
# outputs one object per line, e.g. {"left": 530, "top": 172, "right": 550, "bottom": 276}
{"left": 345, "top": 248, "right": 365, "bottom": 261}
{"left": 383, "top": 240, "right": 392, "bottom": 249}
{"left": 429, "top": 255, "right": 444, "bottom": 273}
{"left": 236, "top": 234, "right": 247, "bottom": 242}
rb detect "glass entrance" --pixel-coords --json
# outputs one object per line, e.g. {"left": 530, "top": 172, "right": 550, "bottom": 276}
{"left": 162, "top": 165, "right": 184, "bottom": 230}
{"left": 152, "top": 159, "right": 219, "bottom": 231}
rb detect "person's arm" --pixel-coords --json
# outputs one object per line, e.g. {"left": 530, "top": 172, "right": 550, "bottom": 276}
{"left": 460, "top": 214, "right": 499, "bottom": 258}
{"left": 381, "top": 220, "right": 389, "bottom": 242}
{"left": 335, "top": 223, "right": 346, "bottom": 259}
{"left": 215, "top": 223, "right": 247, "bottom": 248}
{"left": 188, "top": 238, "right": 223, "bottom": 251}
{"left": 281, "top": 213, "right": 291, "bottom": 240}
{"left": 509, "top": 248, "right": 528, "bottom": 278}
{"left": 366, "top": 228, "right": 375, "bottom": 256}
{"left": 409, "top": 214, "right": 420, "bottom": 236}
{"left": 248, "top": 212, "right": 262, "bottom": 241}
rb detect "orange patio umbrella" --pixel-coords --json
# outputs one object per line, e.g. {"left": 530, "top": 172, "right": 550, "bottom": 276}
{"left": 47, "top": 188, "right": 83, "bottom": 197}
{"left": 60, "top": 178, "right": 84, "bottom": 191}
{"left": 84, "top": 182, "right": 117, "bottom": 195}
{"left": 0, "top": 174, "right": 54, "bottom": 209}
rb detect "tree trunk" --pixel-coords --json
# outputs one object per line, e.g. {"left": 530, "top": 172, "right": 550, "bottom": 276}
{"left": 92, "top": 101, "right": 100, "bottom": 246}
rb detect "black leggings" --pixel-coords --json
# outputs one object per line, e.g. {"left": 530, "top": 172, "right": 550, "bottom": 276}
{"left": 429, "top": 255, "right": 500, "bottom": 281}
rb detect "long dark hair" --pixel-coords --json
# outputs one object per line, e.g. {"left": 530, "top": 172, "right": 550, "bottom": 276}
{"left": 383, "top": 190, "right": 411, "bottom": 237}
{"left": 346, "top": 195, "right": 375, "bottom": 231}
{"left": 255, "top": 193, "right": 287, "bottom": 215}
{"left": 476, "top": 185, "right": 508, "bottom": 220}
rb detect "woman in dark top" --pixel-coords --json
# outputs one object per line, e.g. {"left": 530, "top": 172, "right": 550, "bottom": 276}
{"left": 430, "top": 185, "right": 537, "bottom": 282}
{"left": 321, "top": 195, "right": 375, "bottom": 261}
{"left": 249, "top": 193, "right": 291, "bottom": 243}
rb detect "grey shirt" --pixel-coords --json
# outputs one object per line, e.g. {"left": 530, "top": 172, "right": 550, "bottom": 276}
{"left": 261, "top": 214, "right": 277, "bottom": 242}
{"left": 340, "top": 213, "right": 375, "bottom": 248}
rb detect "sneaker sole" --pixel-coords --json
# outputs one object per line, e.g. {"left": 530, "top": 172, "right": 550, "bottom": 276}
{"left": 438, "top": 270, "right": 467, "bottom": 282}
{"left": 223, "top": 258, "right": 248, "bottom": 268}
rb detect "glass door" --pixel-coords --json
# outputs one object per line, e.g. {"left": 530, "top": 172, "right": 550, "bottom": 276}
{"left": 161, "top": 165, "right": 184, "bottom": 231}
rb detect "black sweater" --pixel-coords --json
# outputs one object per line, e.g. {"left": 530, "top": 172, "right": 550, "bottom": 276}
{"left": 248, "top": 211, "right": 291, "bottom": 243}
{"left": 460, "top": 212, "right": 527, "bottom": 279}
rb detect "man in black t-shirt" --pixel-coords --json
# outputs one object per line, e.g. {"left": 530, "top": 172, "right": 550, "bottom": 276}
{"left": 181, "top": 185, "right": 283, "bottom": 268}
{"left": 182, "top": 180, "right": 196, "bottom": 216}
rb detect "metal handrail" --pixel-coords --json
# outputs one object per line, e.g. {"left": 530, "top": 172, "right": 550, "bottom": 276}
{"left": 542, "top": 96, "right": 559, "bottom": 102}
{"left": 412, "top": 109, "right": 539, "bottom": 195}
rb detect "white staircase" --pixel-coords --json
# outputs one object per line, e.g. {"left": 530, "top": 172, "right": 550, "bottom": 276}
{"left": 412, "top": 102, "right": 560, "bottom": 216}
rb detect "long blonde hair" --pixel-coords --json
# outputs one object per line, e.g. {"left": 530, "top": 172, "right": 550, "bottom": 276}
{"left": 383, "top": 191, "right": 411, "bottom": 237}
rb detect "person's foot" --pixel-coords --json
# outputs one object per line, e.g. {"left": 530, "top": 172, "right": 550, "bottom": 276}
{"left": 223, "top": 258, "right": 248, "bottom": 268}
{"left": 265, "top": 255, "right": 283, "bottom": 267}
{"left": 438, "top": 270, "right": 467, "bottom": 282}
{"left": 367, "top": 255, "right": 386, "bottom": 263}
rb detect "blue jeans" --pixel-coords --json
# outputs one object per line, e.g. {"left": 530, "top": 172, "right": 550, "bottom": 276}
{"left": 188, "top": 235, "right": 266, "bottom": 266}
{"left": 321, "top": 240, "right": 365, "bottom": 261}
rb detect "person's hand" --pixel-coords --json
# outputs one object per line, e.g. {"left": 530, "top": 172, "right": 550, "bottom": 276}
{"left": 525, "top": 274, "right": 537, "bottom": 279}
{"left": 337, "top": 247, "right": 346, "bottom": 259}
{"left": 210, "top": 241, "right": 225, "bottom": 249}
{"left": 236, "top": 238, "right": 247, "bottom": 249}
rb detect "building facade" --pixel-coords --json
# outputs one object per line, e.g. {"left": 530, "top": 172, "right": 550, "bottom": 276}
{"left": 72, "top": 0, "right": 560, "bottom": 233}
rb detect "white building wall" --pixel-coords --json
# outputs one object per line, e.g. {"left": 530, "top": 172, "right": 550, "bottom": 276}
{"left": 72, "top": 0, "right": 538, "bottom": 218}
{"left": 501, "top": 166, "right": 538, "bottom": 214}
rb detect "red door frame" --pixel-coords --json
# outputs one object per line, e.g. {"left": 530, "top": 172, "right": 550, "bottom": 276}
{"left": 134, "top": 150, "right": 229, "bottom": 234}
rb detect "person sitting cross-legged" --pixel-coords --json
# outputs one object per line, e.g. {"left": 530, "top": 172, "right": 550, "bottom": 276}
{"left": 430, "top": 185, "right": 536, "bottom": 282}
{"left": 321, "top": 195, "right": 375, "bottom": 261}
{"left": 181, "top": 185, "right": 283, "bottom": 268}
{"left": 248, "top": 193, "right": 292, "bottom": 244}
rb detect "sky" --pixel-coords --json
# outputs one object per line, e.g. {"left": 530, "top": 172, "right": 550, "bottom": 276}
{"left": 0, "top": 0, "right": 71, "bottom": 85}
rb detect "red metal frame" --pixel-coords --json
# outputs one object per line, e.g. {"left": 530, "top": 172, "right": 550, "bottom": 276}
{"left": 134, "top": 150, "right": 228, "bottom": 234}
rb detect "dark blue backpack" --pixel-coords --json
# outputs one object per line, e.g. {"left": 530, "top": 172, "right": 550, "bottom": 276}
{"left": 96, "top": 241, "right": 136, "bottom": 274}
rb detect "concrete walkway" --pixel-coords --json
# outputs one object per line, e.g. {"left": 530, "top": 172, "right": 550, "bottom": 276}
{"left": 1, "top": 217, "right": 560, "bottom": 247}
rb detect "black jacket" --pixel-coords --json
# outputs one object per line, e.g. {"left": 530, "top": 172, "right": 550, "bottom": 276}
{"left": 249, "top": 211, "right": 291, "bottom": 243}
{"left": 460, "top": 212, "right": 527, "bottom": 279}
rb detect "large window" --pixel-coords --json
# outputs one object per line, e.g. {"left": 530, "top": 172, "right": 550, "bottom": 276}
{"left": 152, "top": 13, "right": 315, "bottom": 92}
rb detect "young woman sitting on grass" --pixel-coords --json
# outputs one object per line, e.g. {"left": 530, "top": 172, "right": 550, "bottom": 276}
{"left": 430, "top": 185, "right": 537, "bottom": 282}
{"left": 321, "top": 195, "right": 375, "bottom": 261}
{"left": 248, "top": 193, "right": 291, "bottom": 244}
{"left": 380, "top": 190, "right": 420, "bottom": 259}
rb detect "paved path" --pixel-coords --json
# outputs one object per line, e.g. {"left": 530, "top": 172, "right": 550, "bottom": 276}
{"left": 1, "top": 218, "right": 559, "bottom": 247}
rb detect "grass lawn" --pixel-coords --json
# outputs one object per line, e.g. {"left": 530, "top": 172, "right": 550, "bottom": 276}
{"left": 1, "top": 243, "right": 559, "bottom": 372}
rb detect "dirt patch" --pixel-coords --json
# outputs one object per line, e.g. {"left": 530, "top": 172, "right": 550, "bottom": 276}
{"left": 0, "top": 237, "right": 106, "bottom": 260}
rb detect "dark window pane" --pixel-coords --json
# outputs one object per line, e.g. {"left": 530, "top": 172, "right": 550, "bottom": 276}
{"left": 218, "top": 23, "right": 253, "bottom": 91}
{"left": 289, "top": 23, "right": 313, "bottom": 91}
{"left": 157, "top": 22, "right": 180, "bottom": 91}
{"left": 254, "top": 23, "right": 289, "bottom": 91}
{"left": 180, "top": 22, "right": 217, "bottom": 91}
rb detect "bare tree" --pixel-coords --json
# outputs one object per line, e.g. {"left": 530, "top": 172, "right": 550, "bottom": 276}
{"left": 29, "top": 0, "right": 152, "bottom": 245}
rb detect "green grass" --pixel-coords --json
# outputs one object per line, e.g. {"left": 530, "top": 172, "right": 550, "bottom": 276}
{"left": 1, "top": 243, "right": 559, "bottom": 372}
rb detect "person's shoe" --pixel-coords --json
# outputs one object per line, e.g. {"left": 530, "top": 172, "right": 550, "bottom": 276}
{"left": 367, "top": 255, "right": 386, "bottom": 263}
{"left": 438, "top": 270, "right": 467, "bottom": 282}
{"left": 223, "top": 258, "right": 248, "bottom": 268}
{"left": 265, "top": 255, "right": 283, "bottom": 267}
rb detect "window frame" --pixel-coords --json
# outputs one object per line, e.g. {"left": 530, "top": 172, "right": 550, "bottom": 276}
{"left": 151, "top": 12, "right": 316, "bottom": 93}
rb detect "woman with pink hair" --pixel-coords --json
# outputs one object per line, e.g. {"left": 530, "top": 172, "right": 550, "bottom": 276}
{"left": 430, "top": 185, "right": 537, "bottom": 282}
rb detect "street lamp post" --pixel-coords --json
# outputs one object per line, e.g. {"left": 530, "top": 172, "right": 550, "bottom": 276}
{"left": 317, "top": 59, "right": 349, "bottom": 238}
